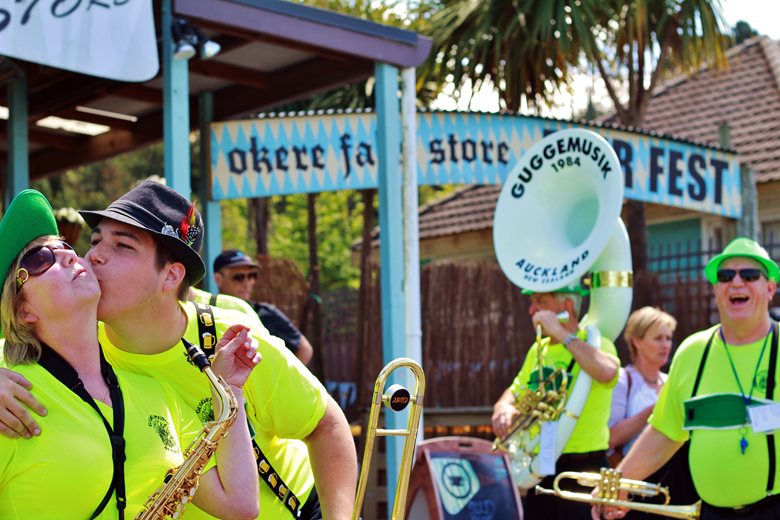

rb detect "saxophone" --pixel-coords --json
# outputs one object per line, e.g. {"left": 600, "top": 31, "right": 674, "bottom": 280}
{"left": 493, "top": 320, "right": 570, "bottom": 456}
{"left": 136, "top": 338, "right": 238, "bottom": 520}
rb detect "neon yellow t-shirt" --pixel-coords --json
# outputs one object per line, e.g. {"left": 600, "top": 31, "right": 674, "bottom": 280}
{"left": 190, "top": 287, "right": 266, "bottom": 333}
{"left": 0, "top": 363, "right": 207, "bottom": 519}
{"left": 509, "top": 330, "right": 619, "bottom": 453}
{"left": 99, "top": 301, "right": 330, "bottom": 520}
{"left": 650, "top": 325, "right": 780, "bottom": 507}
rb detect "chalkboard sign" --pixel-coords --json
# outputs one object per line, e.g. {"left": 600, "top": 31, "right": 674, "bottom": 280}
{"left": 406, "top": 437, "right": 523, "bottom": 520}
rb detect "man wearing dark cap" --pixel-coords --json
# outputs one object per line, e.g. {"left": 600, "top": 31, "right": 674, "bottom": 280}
{"left": 492, "top": 284, "right": 619, "bottom": 519}
{"left": 0, "top": 180, "right": 357, "bottom": 520}
{"left": 600, "top": 238, "right": 780, "bottom": 520}
{"left": 207, "top": 249, "right": 313, "bottom": 365}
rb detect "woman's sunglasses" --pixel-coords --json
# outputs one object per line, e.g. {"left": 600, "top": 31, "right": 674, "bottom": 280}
{"left": 16, "top": 241, "right": 75, "bottom": 289}
{"left": 230, "top": 271, "right": 258, "bottom": 283}
{"left": 716, "top": 268, "right": 766, "bottom": 284}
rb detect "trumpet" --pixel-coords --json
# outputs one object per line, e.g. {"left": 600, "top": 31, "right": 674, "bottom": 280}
{"left": 535, "top": 468, "right": 701, "bottom": 519}
{"left": 352, "top": 358, "right": 426, "bottom": 520}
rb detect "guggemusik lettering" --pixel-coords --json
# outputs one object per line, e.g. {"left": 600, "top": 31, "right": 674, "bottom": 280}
{"left": 515, "top": 250, "right": 590, "bottom": 284}
{"left": 510, "top": 136, "right": 613, "bottom": 199}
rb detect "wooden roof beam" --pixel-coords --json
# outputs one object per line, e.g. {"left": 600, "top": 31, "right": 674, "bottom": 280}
{"left": 189, "top": 60, "right": 270, "bottom": 89}
{"left": 0, "top": 123, "right": 84, "bottom": 151}
{"left": 212, "top": 57, "right": 374, "bottom": 119}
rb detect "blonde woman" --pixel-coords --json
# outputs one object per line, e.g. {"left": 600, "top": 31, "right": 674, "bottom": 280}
{"left": 606, "top": 307, "right": 697, "bottom": 519}
{"left": 608, "top": 306, "right": 676, "bottom": 457}
{"left": 0, "top": 190, "right": 260, "bottom": 519}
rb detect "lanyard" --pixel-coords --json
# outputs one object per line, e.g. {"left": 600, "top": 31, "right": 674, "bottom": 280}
{"left": 38, "top": 344, "right": 127, "bottom": 520}
{"left": 719, "top": 324, "right": 772, "bottom": 406}
{"left": 718, "top": 324, "right": 773, "bottom": 456}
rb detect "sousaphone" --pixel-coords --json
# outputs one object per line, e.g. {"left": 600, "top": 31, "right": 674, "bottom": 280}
{"left": 492, "top": 128, "right": 633, "bottom": 489}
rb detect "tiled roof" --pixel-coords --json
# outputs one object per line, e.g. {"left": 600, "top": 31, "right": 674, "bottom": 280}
{"left": 416, "top": 184, "right": 500, "bottom": 239}
{"left": 365, "top": 37, "right": 780, "bottom": 243}
{"left": 606, "top": 35, "right": 780, "bottom": 183}
{"left": 357, "top": 184, "right": 500, "bottom": 247}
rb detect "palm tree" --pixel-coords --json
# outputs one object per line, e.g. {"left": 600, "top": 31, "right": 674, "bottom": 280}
{"left": 423, "top": 0, "right": 731, "bottom": 295}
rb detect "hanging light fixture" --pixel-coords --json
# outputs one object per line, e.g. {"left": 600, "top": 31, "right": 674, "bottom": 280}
{"left": 171, "top": 18, "right": 221, "bottom": 61}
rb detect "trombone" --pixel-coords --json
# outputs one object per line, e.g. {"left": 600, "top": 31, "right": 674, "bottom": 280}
{"left": 535, "top": 468, "right": 701, "bottom": 519}
{"left": 352, "top": 358, "right": 426, "bottom": 520}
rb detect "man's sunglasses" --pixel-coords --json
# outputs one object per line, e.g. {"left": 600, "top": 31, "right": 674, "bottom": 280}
{"left": 231, "top": 271, "right": 258, "bottom": 283}
{"left": 716, "top": 268, "right": 767, "bottom": 284}
{"left": 16, "top": 241, "right": 74, "bottom": 289}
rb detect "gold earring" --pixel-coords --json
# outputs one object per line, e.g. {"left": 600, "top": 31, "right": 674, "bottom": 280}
{"left": 16, "top": 268, "right": 29, "bottom": 288}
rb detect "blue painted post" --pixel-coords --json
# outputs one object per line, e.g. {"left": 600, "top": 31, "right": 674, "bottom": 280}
{"left": 162, "top": 0, "right": 191, "bottom": 197}
{"left": 6, "top": 74, "right": 29, "bottom": 206}
{"left": 375, "top": 62, "right": 406, "bottom": 513}
{"left": 199, "top": 92, "right": 221, "bottom": 294}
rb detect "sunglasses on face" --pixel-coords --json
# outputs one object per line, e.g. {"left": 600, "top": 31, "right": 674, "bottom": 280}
{"left": 230, "top": 271, "right": 258, "bottom": 283}
{"left": 16, "top": 241, "right": 75, "bottom": 289}
{"left": 716, "top": 268, "right": 767, "bottom": 284}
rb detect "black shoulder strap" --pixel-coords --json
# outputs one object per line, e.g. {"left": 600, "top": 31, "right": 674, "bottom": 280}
{"left": 193, "top": 303, "right": 303, "bottom": 518}
{"left": 765, "top": 322, "right": 778, "bottom": 492}
{"left": 39, "top": 345, "right": 126, "bottom": 519}
{"left": 691, "top": 328, "right": 718, "bottom": 398}
{"left": 194, "top": 302, "right": 218, "bottom": 359}
{"left": 209, "top": 293, "right": 218, "bottom": 306}
{"left": 625, "top": 368, "right": 633, "bottom": 401}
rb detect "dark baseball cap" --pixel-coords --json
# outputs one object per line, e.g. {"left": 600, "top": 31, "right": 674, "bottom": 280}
{"left": 213, "top": 249, "right": 259, "bottom": 273}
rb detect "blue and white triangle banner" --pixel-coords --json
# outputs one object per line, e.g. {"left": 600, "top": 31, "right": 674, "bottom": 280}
{"left": 211, "top": 112, "right": 741, "bottom": 218}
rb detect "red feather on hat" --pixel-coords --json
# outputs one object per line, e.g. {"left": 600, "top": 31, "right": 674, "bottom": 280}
{"left": 179, "top": 202, "right": 197, "bottom": 244}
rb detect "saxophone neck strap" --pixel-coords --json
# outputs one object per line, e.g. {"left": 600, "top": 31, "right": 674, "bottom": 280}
{"left": 194, "top": 301, "right": 218, "bottom": 359}
{"left": 39, "top": 344, "right": 126, "bottom": 520}
{"left": 193, "top": 303, "right": 303, "bottom": 518}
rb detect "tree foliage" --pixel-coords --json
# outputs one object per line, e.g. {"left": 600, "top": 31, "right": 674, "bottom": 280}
{"left": 424, "top": 0, "right": 731, "bottom": 122}
{"left": 421, "top": 0, "right": 732, "bottom": 280}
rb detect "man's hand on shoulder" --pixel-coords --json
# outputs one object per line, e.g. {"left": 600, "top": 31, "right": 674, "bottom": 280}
{"left": 0, "top": 368, "right": 47, "bottom": 439}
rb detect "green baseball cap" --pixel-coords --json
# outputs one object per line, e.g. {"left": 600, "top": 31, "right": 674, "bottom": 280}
{"left": 521, "top": 283, "right": 590, "bottom": 296}
{"left": 0, "top": 189, "right": 59, "bottom": 299}
{"left": 704, "top": 237, "right": 780, "bottom": 284}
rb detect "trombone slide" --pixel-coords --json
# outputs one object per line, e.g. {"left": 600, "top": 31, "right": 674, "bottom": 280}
{"left": 352, "top": 358, "right": 426, "bottom": 520}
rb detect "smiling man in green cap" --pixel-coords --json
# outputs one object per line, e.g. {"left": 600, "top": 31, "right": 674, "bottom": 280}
{"left": 601, "top": 237, "right": 780, "bottom": 519}
{"left": 492, "top": 283, "right": 620, "bottom": 519}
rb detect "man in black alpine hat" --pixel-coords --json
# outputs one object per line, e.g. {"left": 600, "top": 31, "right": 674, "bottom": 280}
{"left": 0, "top": 180, "right": 357, "bottom": 520}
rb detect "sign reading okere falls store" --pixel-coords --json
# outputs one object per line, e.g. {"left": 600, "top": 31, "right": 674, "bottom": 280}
{"left": 210, "top": 111, "right": 741, "bottom": 218}
{"left": 0, "top": 1, "right": 157, "bottom": 82}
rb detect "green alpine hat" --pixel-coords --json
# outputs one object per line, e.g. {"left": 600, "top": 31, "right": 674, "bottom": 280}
{"left": 704, "top": 237, "right": 780, "bottom": 284}
{"left": 521, "top": 284, "right": 590, "bottom": 296}
{"left": 0, "top": 189, "right": 59, "bottom": 299}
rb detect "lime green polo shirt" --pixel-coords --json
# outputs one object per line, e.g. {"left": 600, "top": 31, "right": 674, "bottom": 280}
{"left": 0, "top": 362, "right": 207, "bottom": 519}
{"left": 650, "top": 325, "right": 780, "bottom": 507}
{"left": 99, "top": 301, "right": 329, "bottom": 520}
{"left": 509, "top": 330, "right": 619, "bottom": 453}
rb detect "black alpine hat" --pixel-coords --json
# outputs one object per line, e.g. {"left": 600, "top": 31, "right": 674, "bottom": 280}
{"left": 79, "top": 180, "right": 206, "bottom": 284}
